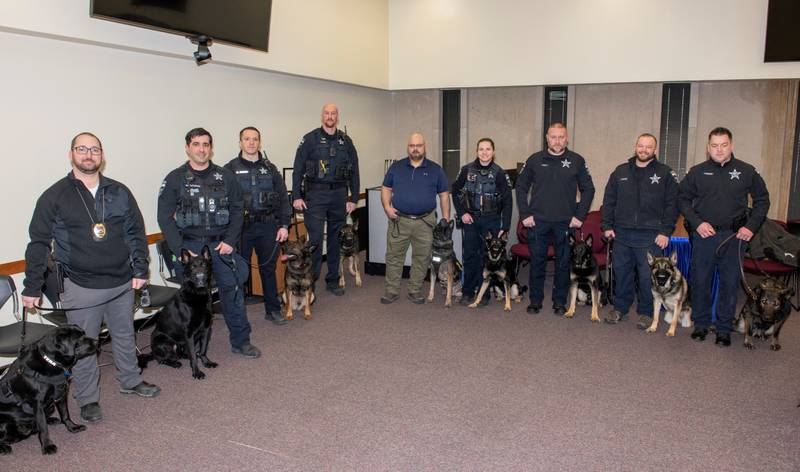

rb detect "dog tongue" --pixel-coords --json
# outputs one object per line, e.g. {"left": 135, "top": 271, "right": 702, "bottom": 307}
{"left": 280, "top": 254, "right": 289, "bottom": 262}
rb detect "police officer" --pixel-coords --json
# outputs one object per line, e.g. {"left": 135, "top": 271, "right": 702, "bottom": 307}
{"left": 678, "top": 127, "right": 769, "bottom": 346}
{"left": 601, "top": 133, "right": 679, "bottom": 328}
{"left": 224, "top": 126, "right": 291, "bottom": 325}
{"left": 292, "top": 103, "right": 360, "bottom": 296}
{"left": 516, "top": 122, "right": 595, "bottom": 315}
{"left": 452, "top": 138, "right": 513, "bottom": 306}
{"left": 158, "top": 128, "right": 260, "bottom": 358}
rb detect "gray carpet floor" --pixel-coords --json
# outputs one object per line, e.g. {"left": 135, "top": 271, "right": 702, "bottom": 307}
{"left": 2, "top": 263, "right": 799, "bottom": 471}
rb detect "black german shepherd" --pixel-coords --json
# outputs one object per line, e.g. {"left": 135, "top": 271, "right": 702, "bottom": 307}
{"left": 565, "top": 234, "right": 602, "bottom": 322}
{"left": 138, "top": 246, "right": 217, "bottom": 380}
{"left": 427, "top": 219, "right": 462, "bottom": 307}
{"left": 469, "top": 232, "right": 516, "bottom": 311}
{"left": 0, "top": 325, "right": 97, "bottom": 455}
{"left": 735, "top": 276, "right": 794, "bottom": 351}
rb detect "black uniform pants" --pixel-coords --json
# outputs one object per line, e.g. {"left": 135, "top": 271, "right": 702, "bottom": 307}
{"left": 462, "top": 214, "right": 502, "bottom": 299}
{"left": 304, "top": 186, "right": 348, "bottom": 286}
{"left": 241, "top": 220, "right": 280, "bottom": 313}
{"left": 690, "top": 230, "right": 743, "bottom": 333}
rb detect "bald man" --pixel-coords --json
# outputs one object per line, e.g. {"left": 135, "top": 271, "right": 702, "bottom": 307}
{"left": 292, "top": 103, "right": 360, "bottom": 296}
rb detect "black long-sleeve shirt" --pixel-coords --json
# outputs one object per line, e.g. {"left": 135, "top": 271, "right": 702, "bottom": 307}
{"left": 601, "top": 157, "right": 679, "bottom": 236}
{"left": 23, "top": 173, "right": 148, "bottom": 297}
{"left": 157, "top": 161, "right": 244, "bottom": 257}
{"left": 515, "top": 149, "right": 595, "bottom": 222}
{"left": 451, "top": 159, "right": 513, "bottom": 231}
{"left": 678, "top": 155, "right": 770, "bottom": 234}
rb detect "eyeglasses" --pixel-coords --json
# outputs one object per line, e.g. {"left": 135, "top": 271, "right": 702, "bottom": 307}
{"left": 73, "top": 146, "right": 102, "bottom": 156}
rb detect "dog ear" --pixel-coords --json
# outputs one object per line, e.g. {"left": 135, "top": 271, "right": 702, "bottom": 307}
{"left": 585, "top": 234, "right": 593, "bottom": 247}
{"left": 352, "top": 219, "right": 359, "bottom": 232}
{"left": 201, "top": 245, "right": 212, "bottom": 260}
{"left": 306, "top": 244, "right": 318, "bottom": 254}
{"left": 646, "top": 251, "right": 654, "bottom": 265}
{"left": 485, "top": 231, "right": 493, "bottom": 240}
{"left": 569, "top": 233, "right": 575, "bottom": 245}
{"left": 448, "top": 219, "right": 454, "bottom": 231}
{"left": 669, "top": 251, "right": 678, "bottom": 265}
{"left": 180, "top": 249, "right": 191, "bottom": 264}
{"left": 500, "top": 231, "right": 508, "bottom": 242}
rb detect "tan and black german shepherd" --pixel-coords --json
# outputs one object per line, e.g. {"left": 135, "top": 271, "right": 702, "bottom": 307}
{"left": 427, "top": 219, "right": 461, "bottom": 307}
{"left": 337, "top": 219, "right": 362, "bottom": 289}
{"left": 565, "top": 234, "right": 602, "bottom": 322}
{"left": 645, "top": 251, "right": 692, "bottom": 336}
{"left": 469, "top": 232, "right": 514, "bottom": 312}
{"left": 735, "top": 276, "right": 794, "bottom": 351}
{"left": 280, "top": 238, "right": 317, "bottom": 320}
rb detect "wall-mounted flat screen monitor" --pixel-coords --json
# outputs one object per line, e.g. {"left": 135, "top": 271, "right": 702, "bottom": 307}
{"left": 91, "top": 0, "right": 273, "bottom": 52}
{"left": 764, "top": 0, "right": 800, "bottom": 62}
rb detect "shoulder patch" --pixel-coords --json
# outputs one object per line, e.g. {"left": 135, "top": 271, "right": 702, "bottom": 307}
{"left": 158, "top": 179, "right": 167, "bottom": 196}
{"left": 297, "top": 137, "right": 305, "bottom": 149}
{"left": 670, "top": 170, "right": 679, "bottom": 182}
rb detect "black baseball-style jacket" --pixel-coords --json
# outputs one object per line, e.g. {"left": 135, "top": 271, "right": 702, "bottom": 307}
{"left": 678, "top": 155, "right": 770, "bottom": 234}
{"left": 23, "top": 173, "right": 148, "bottom": 297}
{"left": 515, "top": 149, "right": 595, "bottom": 222}
{"left": 601, "top": 157, "right": 679, "bottom": 236}
{"left": 157, "top": 161, "right": 244, "bottom": 257}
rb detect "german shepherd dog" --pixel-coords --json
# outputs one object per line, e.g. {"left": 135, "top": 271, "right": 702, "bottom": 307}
{"left": 565, "top": 234, "right": 602, "bottom": 322}
{"left": 281, "top": 238, "right": 317, "bottom": 320}
{"left": 427, "top": 219, "right": 461, "bottom": 307}
{"left": 645, "top": 251, "right": 692, "bottom": 336}
{"left": 469, "top": 232, "right": 514, "bottom": 311}
{"left": 337, "top": 219, "right": 362, "bottom": 289}
{"left": 735, "top": 277, "right": 794, "bottom": 351}
{"left": 0, "top": 325, "right": 97, "bottom": 455}
{"left": 138, "top": 246, "right": 217, "bottom": 380}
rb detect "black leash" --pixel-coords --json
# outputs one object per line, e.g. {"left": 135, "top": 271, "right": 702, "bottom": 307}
{"left": 33, "top": 288, "right": 133, "bottom": 312}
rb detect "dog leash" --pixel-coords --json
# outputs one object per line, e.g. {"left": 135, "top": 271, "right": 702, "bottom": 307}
{"left": 33, "top": 288, "right": 133, "bottom": 313}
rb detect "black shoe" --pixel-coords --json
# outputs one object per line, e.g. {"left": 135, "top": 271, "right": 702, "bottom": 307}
{"left": 380, "top": 293, "right": 399, "bottom": 304}
{"left": 478, "top": 297, "right": 490, "bottom": 308}
{"left": 266, "top": 311, "right": 288, "bottom": 325}
{"left": 80, "top": 402, "right": 103, "bottom": 423}
{"left": 326, "top": 285, "right": 345, "bottom": 296}
{"left": 526, "top": 302, "right": 542, "bottom": 314}
{"left": 603, "top": 309, "right": 627, "bottom": 324}
{"left": 691, "top": 328, "right": 709, "bottom": 341}
{"left": 407, "top": 292, "right": 425, "bottom": 304}
{"left": 715, "top": 332, "right": 731, "bottom": 347}
{"left": 459, "top": 297, "right": 473, "bottom": 306}
{"left": 552, "top": 304, "right": 566, "bottom": 316}
{"left": 119, "top": 381, "right": 161, "bottom": 398}
{"left": 231, "top": 343, "right": 262, "bottom": 358}
{"left": 636, "top": 315, "right": 653, "bottom": 330}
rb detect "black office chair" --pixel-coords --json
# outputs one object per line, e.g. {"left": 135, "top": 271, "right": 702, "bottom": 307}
{"left": 0, "top": 275, "right": 57, "bottom": 362}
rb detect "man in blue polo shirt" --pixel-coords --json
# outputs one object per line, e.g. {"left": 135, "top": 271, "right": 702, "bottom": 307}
{"left": 380, "top": 132, "right": 450, "bottom": 304}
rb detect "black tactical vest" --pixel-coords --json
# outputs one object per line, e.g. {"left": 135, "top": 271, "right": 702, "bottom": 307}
{"left": 463, "top": 162, "right": 501, "bottom": 214}
{"left": 304, "top": 129, "right": 352, "bottom": 183}
{"left": 175, "top": 164, "right": 230, "bottom": 230}
{"left": 228, "top": 155, "right": 279, "bottom": 215}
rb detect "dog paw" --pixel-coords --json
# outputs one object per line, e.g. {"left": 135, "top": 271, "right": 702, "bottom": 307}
{"left": 192, "top": 370, "right": 206, "bottom": 380}
{"left": 564, "top": 312, "right": 574, "bottom": 318}
{"left": 66, "top": 423, "right": 86, "bottom": 433}
{"left": 770, "top": 344, "right": 782, "bottom": 351}
{"left": 303, "top": 313, "right": 312, "bottom": 320}
{"left": 286, "top": 313, "right": 294, "bottom": 321}
{"left": 591, "top": 317, "right": 600, "bottom": 323}
{"left": 0, "top": 444, "right": 12, "bottom": 455}
{"left": 666, "top": 331, "right": 675, "bottom": 337}
{"left": 744, "top": 342, "right": 755, "bottom": 350}
{"left": 467, "top": 303, "right": 479, "bottom": 309}
{"left": 42, "top": 443, "right": 58, "bottom": 455}
{"left": 204, "top": 361, "right": 218, "bottom": 368}
{"left": 426, "top": 297, "right": 434, "bottom": 303}
{"left": 645, "top": 327, "right": 656, "bottom": 334}
{"left": 47, "top": 416, "right": 60, "bottom": 425}
{"left": 356, "top": 280, "right": 362, "bottom": 287}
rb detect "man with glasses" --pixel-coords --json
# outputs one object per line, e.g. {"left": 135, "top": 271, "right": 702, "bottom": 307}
{"left": 22, "top": 132, "right": 160, "bottom": 425}
{"left": 292, "top": 103, "right": 360, "bottom": 296}
{"left": 158, "top": 128, "right": 260, "bottom": 358}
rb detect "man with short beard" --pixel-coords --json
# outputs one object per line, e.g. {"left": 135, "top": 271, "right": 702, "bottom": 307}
{"left": 22, "top": 132, "right": 160, "bottom": 425}
{"left": 380, "top": 133, "right": 450, "bottom": 304}
{"left": 601, "top": 133, "right": 679, "bottom": 328}
{"left": 516, "top": 122, "right": 595, "bottom": 315}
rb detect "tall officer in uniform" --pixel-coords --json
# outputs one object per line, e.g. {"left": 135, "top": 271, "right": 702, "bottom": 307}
{"left": 158, "top": 128, "right": 261, "bottom": 358}
{"left": 225, "top": 126, "right": 290, "bottom": 325}
{"left": 516, "top": 122, "right": 595, "bottom": 315}
{"left": 292, "top": 103, "right": 360, "bottom": 296}
{"left": 22, "top": 132, "right": 160, "bottom": 425}
{"left": 452, "top": 138, "right": 513, "bottom": 306}
{"left": 601, "top": 133, "right": 679, "bottom": 328}
{"left": 678, "top": 127, "right": 769, "bottom": 347}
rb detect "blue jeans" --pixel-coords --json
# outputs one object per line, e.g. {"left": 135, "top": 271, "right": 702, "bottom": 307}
{"left": 527, "top": 220, "right": 571, "bottom": 306}
{"left": 176, "top": 241, "right": 252, "bottom": 349}
{"left": 690, "top": 230, "right": 743, "bottom": 333}
{"left": 612, "top": 229, "right": 660, "bottom": 316}
{"left": 241, "top": 220, "right": 281, "bottom": 313}
{"left": 461, "top": 214, "right": 502, "bottom": 299}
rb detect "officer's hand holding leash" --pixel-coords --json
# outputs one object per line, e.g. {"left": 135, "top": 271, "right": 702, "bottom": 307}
{"left": 522, "top": 216, "right": 535, "bottom": 228}
{"left": 736, "top": 226, "right": 754, "bottom": 242}
{"left": 384, "top": 206, "right": 398, "bottom": 220}
{"left": 292, "top": 198, "right": 307, "bottom": 211}
{"left": 216, "top": 241, "right": 234, "bottom": 255}
{"left": 655, "top": 234, "right": 669, "bottom": 250}
{"left": 276, "top": 227, "right": 289, "bottom": 242}
{"left": 603, "top": 229, "right": 616, "bottom": 240}
{"left": 569, "top": 217, "right": 583, "bottom": 229}
{"left": 696, "top": 222, "right": 716, "bottom": 239}
{"left": 346, "top": 202, "right": 357, "bottom": 214}
{"left": 461, "top": 213, "right": 474, "bottom": 225}
{"left": 132, "top": 278, "right": 147, "bottom": 290}
{"left": 22, "top": 296, "right": 40, "bottom": 310}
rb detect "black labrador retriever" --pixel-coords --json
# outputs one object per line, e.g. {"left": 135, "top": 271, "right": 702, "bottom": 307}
{"left": 138, "top": 246, "right": 218, "bottom": 379}
{"left": 0, "top": 325, "right": 97, "bottom": 455}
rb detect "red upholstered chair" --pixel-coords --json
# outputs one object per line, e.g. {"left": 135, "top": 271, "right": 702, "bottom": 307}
{"left": 578, "top": 210, "right": 609, "bottom": 268}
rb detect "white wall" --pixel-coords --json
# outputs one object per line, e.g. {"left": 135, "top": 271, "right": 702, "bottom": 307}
{"left": 0, "top": 29, "right": 392, "bottom": 267}
{"left": 389, "top": 0, "right": 800, "bottom": 90}
{"left": 0, "top": 0, "right": 389, "bottom": 89}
